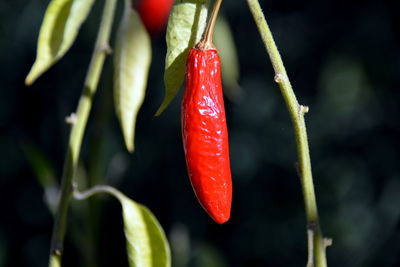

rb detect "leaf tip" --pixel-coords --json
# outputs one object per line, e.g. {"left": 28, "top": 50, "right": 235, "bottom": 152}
{"left": 154, "top": 94, "right": 175, "bottom": 117}
{"left": 25, "top": 79, "right": 33, "bottom": 86}
{"left": 126, "top": 143, "right": 134, "bottom": 153}
{"left": 123, "top": 136, "right": 134, "bottom": 153}
{"left": 154, "top": 106, "right": 165, "bottom": 117}
{"left": 118, "top": 122, "right": 135, "bottom": 153}
{"left": 25, "top": 73, "right": 35, "bottom": 86}
{"left": 25, "top": 62, "right": 47, "bottom": 86}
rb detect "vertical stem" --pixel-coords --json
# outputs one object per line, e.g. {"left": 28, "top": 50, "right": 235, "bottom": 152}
{"left": 48, "top": 0, "right": 117, "bottom": 265}
{"left": 246, "top": 0, "right": 328, "bottom": 266}
{"left": 197, "top": 0, "right": 223, "bottom": 50}
{"left": 203, "top": 0, "right": 222, "bottom": 44}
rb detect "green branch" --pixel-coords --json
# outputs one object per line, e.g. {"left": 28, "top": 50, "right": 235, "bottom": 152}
{"left": 48, "top": 0, "right": 117, "bottom": 265}
{"left": 246, "top": 1, "right": 329, "bottom": 266}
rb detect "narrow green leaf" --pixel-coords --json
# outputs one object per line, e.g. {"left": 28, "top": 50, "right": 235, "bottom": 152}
{"left": 155, "top": 0, "right": 209, "bottom": 116}
{"left": 25, "top": 0, "right": 95, "bottom": 85}
{"left": 214, "top": 16, "right": 242, "bottom": 101}
{"left": 114, "top": 8, "right": 152, "bottom": 152}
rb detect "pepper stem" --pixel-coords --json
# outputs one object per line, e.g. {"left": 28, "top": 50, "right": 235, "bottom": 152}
{"left": 197, "top": 0, "right": 223, "bottom": 50}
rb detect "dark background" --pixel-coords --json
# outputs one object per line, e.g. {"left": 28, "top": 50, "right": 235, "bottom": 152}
{"left": 1, "top": 0, "right": 400, "bottom": 266}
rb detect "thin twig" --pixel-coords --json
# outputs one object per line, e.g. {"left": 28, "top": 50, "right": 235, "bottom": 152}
{"left": 246, "top": 0, "right": 329, "bottom": 266}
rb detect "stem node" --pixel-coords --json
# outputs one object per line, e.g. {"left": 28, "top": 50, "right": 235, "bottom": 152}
{"left": 65, "top": 113, "right": 77, "bottom": 125}
{"left": 300, "top": 105, "right": 309, "bottom": 114}
{"left": 274, "top": 73, "right": 285, "bottom": 83}
{"left": 323, "top": 238, "right": 333, "bottom": 247}
{"left": 51, "top": 247, "right": 62, "bottom": 256}
{"left": 307, "top": 221, "right": 318, "bottom": 231}
{"left": 100, "top": 43, "right": 113, "bottom": 54}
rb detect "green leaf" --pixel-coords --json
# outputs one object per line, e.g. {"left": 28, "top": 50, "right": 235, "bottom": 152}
{"left": 155, "top": 0, "right": 209, "bottom": 116}
{"left": 119, "top": 194, "right": 171, "bottom": 267}
{"left": 74, "top": 186, "right": 171, "bottom": 267}
{"left": 114, "top": 8, "right": 152, "bottom": 152}
{"left": 214, "top": 16, "right": 242, "bottom": 101}
{"left": 25, "top": 0, "right": 95, "bottom": 85}
{"left": 49, "top": 255, "right": 61, "bottom": 267}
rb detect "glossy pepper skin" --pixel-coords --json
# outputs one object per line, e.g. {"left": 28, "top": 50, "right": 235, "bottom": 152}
{"left": 182, "top": 48, "right": 232, "bottom": 224}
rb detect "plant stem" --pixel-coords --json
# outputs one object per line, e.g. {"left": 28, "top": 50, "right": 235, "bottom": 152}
{"left": 246, "top": 0, "right": 328, "bottom": 266}
{"left": 48, "top": 0, "right": 117, "bottom": 265}
{"left": 203, "top": 0, "right": 222, "bottom": 44}
{"left": 197, "top": 0, "right": 222, "bottom": 50}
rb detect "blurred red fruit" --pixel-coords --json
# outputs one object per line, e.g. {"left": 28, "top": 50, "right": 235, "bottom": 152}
{"left": 137, "top": 0, "right": 175, "bottom": 36}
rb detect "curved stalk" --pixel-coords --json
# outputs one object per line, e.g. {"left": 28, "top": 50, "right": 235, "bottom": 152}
{"left": 73, "top": 184, "right": 122, "bottom": 200}
{"left": 246, "top": 1, "right": 329, "bottom": 266}
{"left": 48, "top": 0, "right": 117, "bottom": 265}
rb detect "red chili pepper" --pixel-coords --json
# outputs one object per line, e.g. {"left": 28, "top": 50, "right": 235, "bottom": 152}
{"left": 181, "top": 47, "right": 232, "bottom": 224}
{"left": 136, "top": 0, "right": 174, "bottom": 36}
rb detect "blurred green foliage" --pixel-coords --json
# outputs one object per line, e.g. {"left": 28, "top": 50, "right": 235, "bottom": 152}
{"left": 0, "top": 0, "right": 399, "bottom": 266}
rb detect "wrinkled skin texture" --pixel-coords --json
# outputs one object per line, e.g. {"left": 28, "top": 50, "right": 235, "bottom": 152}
{"left": 182, "top": 48, "right": 232, "bottom": 224}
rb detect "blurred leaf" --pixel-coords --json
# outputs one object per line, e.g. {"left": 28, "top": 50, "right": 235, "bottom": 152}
{"left": 214, "top": 15, "right": 242, "bottom": 101}
{"left": 170, "top": 223, "right": 190, "bottom": 267}
{"left": 193, "top": 243, "right": 227, "bottom": 267}
{"left": 313, "top": 57, "right": 376, "bottom": 138}
{"left": 114, "top": 8, "right": 151, "bottom": 152}
{"left": 155, "top": 0, "right": 209, "bottom": 116}
{"left": 25, "top": 0, "right": 95, "bottom": 85}
{"left": 317, "top": 59, "right": 368, "bottom": 117}
{"left": 22, "top": 142, "right": 59, "bottom": 214}
{"left": 22, "top": 143, "right": 56, "bottom": 189}
{"left": 75, "top": 186, "right": 171, "bottom": 267}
